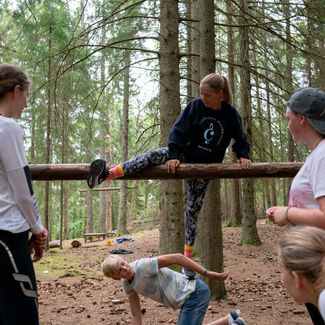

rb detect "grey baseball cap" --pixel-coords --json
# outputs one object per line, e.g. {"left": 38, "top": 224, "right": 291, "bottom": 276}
{"left": 287, "top": 87, "right": 325, "bottom": 135}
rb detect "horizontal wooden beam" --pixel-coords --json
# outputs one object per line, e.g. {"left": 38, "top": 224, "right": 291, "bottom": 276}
{"left": 80, "top": 186, "right": 137, "bottom": 193}
{"left": 29, "top": 162, "right": 303, "bottom": 181}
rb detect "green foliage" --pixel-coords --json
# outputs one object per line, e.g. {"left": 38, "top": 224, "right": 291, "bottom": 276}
{"left": 1, "top": 0, "right": 323, "bottom": 239}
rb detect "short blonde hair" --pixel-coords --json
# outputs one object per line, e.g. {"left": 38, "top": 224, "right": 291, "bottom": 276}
{"left": 278, "top": 226, "right": 325, "bottom": 296}
{"left": 102, "top": 255, "right": 124, "bottom": 278}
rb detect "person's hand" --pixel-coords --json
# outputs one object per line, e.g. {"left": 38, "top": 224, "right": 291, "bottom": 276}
{"left": 29, "top": 227, "right": 48, "bottom": 262}
{"left": 29, "top": 241, "right": 43, "bottom": 262}
{"left": 165, "top": 159, "right": 180, "bottom": 174}
{"left": 237, "top": 157, "right": 251, "bottom": 169}
{"left": 34, "top": 227, "right": 48, "bottom": 250}
{"left": 266, "top": 206, "right": 288, "bottom": 226}
{"left": 206, "top": 270, "right": 229, "bottom": 281}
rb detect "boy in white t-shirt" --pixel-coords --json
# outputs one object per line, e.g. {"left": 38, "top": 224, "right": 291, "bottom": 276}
{"left": 102, "top": 253, "right": 246, "bottom": 325}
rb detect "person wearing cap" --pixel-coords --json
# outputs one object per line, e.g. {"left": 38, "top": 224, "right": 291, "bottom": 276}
{"left": 266, "top": 87, "right": 325, "bottom": 325}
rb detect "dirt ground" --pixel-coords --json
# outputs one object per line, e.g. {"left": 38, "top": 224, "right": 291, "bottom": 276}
{"left": 36, "top": 221, "right": 313, "bottom": 325}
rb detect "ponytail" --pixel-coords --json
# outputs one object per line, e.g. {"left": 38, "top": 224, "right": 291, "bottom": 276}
{"left": 222, "top": 76, "right": 233, "bottom": 105}
{"left": 200, "top": 73, "right": 233, "bottom": 105}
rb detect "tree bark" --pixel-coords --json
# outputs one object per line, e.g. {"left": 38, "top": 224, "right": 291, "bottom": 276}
{"left": 227, "top": 1, "right": 242, "bottom": 226}
{"left": 158, "top": 0, "right": 184, "bottom": 255}
{"left": 118, "top": 55, "right": 130, "bottom": 234}
{"left": 197, "top": 0, "right": 226, "bottom": 299}
{"left": 99, "top": 12, "right": 107, "bottom": 233}
{"left": 239, "top": 0, "right": 261, "bottom": 246}
{"left": 198, "top": 180, "right": 226, "bottom": 299}
{"left": 30, "top": 162, "right": 303, "bottom": 180}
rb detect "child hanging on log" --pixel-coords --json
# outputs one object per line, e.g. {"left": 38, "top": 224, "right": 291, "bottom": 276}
{"left": 88, "top": 73, "right": 251, "bottom": 278}
{"left": 102, "top": 253, "right": 246, "bottom": 325}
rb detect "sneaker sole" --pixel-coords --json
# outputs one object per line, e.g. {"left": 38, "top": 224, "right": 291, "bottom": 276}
{"left": 87, "top": 159, "right": 106, "bottom": 188}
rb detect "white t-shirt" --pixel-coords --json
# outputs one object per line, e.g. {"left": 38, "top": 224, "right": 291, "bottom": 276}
{"left": 0, "top": 116, "right": 42, "bottom": 234}
{"left": 289, "top": 140, "right": 325, "bottom": 208}
{"left": 121, "top": 257, "right": 196, "bottom": 309}
{"left": 318, "top": 289, "right": 325, "bottom": 322}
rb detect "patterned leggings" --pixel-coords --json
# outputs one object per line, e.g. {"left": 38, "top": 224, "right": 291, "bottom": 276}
{"left": 121, "top": 148, "right": 210, "bottom": 246}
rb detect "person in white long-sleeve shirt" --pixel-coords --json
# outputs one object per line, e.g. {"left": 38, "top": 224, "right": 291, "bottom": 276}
{"left": 0, "top": 63, "right": 48, "bottom": 325}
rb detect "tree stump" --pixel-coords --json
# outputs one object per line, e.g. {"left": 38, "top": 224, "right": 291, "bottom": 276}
{"left": 71, "top": 240, "right": 82, "bottom": 248}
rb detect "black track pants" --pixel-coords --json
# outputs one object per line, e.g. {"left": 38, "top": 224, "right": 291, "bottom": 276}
{"left": 0, "top": 230, "right": 39, "bottom": 325}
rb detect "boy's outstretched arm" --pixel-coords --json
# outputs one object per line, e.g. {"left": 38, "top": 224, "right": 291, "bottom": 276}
{"left": 157, "top": 253, "right": 229, "bottom": 281}
{"left": 129, "top": 292, "right": 142, "bottom": 325}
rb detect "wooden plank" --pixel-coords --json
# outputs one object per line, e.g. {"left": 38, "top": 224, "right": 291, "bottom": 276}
{"left": 29, "top": 162, "right": 303, "bottom": 181}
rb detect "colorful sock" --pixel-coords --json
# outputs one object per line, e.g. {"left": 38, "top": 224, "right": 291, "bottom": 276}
{"left": 107, "top": 165, "right": 124, "bottom": 180}
{"left": 228, "top": 310, "right": 241, "bottom": 324}
{"left": 184, "top": 244, "right": 194, "bottom": 258}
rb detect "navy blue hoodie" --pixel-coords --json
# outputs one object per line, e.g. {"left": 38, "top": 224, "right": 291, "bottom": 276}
{"left": 168, "top": 97, "right": 250, "bottom": 163}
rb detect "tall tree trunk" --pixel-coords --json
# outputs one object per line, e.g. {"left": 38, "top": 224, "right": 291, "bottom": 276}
{"left": 282, "top": 0, "right": 294, "bottom": 203}
{"left": 159, "top": 0, "right": 184, "bottom": 255}
{"left": 239, "top": 0, "right": 261, "bottom": 245}
{"left": 118, "top": 55, "right": 130, "bottom": 234}
{"left": 86, "top": 189, "right": 93, "bottom": 233}
{"left": 99, "top": 9, "right": 107, "bottom": 233}
{"left": 45, "top": 24, "right": 52, "bottom": 241}
{"left": 227, "top": 0, "right": 242, "bottom": 226}
{"left": 197, "top": 0, "right": 226, "bottom": 299}
{"left": 200, "top": 181, "right": 226, "bottom": 299}
{"left": 191, "top": 0, "right": 200, "bottom": 98}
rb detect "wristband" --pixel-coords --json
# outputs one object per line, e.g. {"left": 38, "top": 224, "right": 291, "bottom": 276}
{"left": 285, "top": 206, "right": 294, "bottom": 225}
{"left": 203, "top": 269, "right": 208, "bottom": 276}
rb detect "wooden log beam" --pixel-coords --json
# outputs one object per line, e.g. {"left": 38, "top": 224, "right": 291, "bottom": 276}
{"left": 29, "top": 162, "right": 303, "bottom": 181}
{"left": 80, "top": 186, "right": 137, "bottom": 193}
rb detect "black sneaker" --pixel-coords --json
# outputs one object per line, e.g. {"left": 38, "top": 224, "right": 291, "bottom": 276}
{"left": 234, "top": 318, "right": 246, "bottom": 325}
{"left": 87, "top": 159, "right": 109, "bottom": 188}
{"left": 182, "top": 267, "right": 196, "bottom": 279}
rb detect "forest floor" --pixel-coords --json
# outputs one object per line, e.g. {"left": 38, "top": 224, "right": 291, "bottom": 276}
{"left": 36, "top": 221, "right": 313, "bottom": 325}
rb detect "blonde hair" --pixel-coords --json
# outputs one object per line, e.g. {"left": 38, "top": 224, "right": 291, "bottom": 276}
{"left": 102, "top": 255, "right": 124, "bottom": 278}
{"left": 0, "top": 64, "right": 30, "bottom": 100}
{"left": 278, "top": 226, "right": 325, "bottom": 296}
{"left": 200, "top": 73, "right": 233, "bottom": 105}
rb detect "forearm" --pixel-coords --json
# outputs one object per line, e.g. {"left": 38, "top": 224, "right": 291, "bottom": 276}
{"left": 286, "top": 206, "right": 325, "bottom": 229}
{"left": 158, "top": 253, "right": 207, "bottom": 276}
{"left": 7, "top": 167, "right": 43, "bottom": 234}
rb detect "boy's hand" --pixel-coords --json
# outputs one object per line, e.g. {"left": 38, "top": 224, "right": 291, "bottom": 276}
{"left": 206, "top": 270, "right": 229, "bottom": 281}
